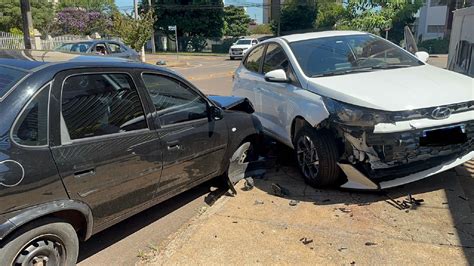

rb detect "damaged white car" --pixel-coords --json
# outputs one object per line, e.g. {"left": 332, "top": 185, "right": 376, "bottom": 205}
{"left": 232, "top": 31, "right": 474, "bottom": 190}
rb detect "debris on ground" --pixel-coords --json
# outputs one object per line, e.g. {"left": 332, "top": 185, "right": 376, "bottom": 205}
{"left": 337, "top": 207, "right": 352, "bottom": 213}
{"left": 299, "top": 237, "right": 313, "bottom": 245}
{"left": 385, "top": 193, "right": 424, "bottom": 210}
{"left": 365, "top": 242, "right": 377, "bottom": 246}
{"left": 289, "top": 200, "right": 300, "bottom": 206}
{"left": 254, "top": 199, "right": 264, "bottom": 205}
{"left": 241, "top": 177, "right": 255, "bottom": 191}
{"left": 337, "top": 247, "right": 348, "bottom": 252}
{"left": 272, "top": 183, "right": 290, "bottom": 197}
{"left": 458, "top": 195, "right": 469, "bottom": 201}
{"left": 156, "top": 60, "right": 166, "bottom": 65}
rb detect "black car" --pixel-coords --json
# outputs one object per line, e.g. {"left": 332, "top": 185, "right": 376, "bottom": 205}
{"left": 0, "top": 57, "right": 262, "bottom": 264}
{"left": 55, "top": 40, "right": 140, "bottom": 61}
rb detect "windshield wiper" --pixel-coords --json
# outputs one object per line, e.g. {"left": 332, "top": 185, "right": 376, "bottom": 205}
{"left": 311, "top": 67, "right": 374, "bottom": 78}
{"left": 369, "top": 64, "right": 413, "bottom": 69}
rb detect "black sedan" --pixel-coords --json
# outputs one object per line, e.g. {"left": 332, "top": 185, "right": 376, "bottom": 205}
{"left": 55, "top": 40, "right": 140, "bottom": 61}
{"left": 0, "top": 57, "right": 262, "bottom": 264}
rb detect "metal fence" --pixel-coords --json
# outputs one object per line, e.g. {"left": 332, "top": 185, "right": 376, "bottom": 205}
{"left": 0, "top": 32, "right": 25, "bottom": 50}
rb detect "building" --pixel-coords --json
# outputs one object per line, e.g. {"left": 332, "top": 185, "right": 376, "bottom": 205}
{"left": 415, "top": 0, "right": 473, "bottom": 41}
{"left": 263, "top": 0, "right": 285, "bottom": 24}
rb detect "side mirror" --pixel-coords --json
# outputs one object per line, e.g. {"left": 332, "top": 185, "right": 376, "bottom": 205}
{"left": 415, "top": 51, "right": 429, "bottom": 63}
{"left": 264, "top": 69, "right": 289, "bottom": 83}
{"left": 209, "top": 105, "right": 223, "bottom": 120}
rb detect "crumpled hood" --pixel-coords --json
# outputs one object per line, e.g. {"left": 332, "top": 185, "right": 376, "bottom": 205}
{"left": 307, "top": 65, "right": 474, "bottom": 111}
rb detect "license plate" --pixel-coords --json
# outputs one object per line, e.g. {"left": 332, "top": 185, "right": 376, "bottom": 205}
{"left": 420, "top": 124, "right": 467, "bottom": 146}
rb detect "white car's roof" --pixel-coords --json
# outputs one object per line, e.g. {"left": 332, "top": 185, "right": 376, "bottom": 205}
{"left": 280, "top": 31, "right": 366, "bottom": 43}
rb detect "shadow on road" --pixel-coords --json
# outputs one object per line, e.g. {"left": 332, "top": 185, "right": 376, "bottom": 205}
{"left": 78, "top": 178, "right": 228, "bottom": 263}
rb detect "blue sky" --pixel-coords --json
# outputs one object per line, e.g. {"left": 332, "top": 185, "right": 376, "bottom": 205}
{"left": 114, "top": 0, "right": 263, "bottom": 23}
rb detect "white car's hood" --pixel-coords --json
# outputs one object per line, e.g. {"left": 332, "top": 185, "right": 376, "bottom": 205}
{"left": 307, "top": 65, "right": 474, "bottom": 111}
{"left": 231, "top": 44, "right": 252, "bottom": 49}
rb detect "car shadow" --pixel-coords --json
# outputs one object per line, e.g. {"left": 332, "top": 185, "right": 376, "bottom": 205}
{"left": 77, "top": 178, "right": 228, "bottom": 263}
{"left": 248, "top": 140, "right": 474, "bottom": 262}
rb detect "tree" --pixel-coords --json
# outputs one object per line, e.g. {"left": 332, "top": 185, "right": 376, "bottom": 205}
{"left": 335, "top": 0, "right": 422, "bottom": 43}
{"left": 58, "top": 0, "right": 116, "bottom": 11}
{"left": 56, "top": 7, "right": 112, "bottom": 36}
{"left": 153, "top": 0, "right": 225, "bottom": 52}
{"left": 0, "top": 1, "right": 56, "bottom": 35}
{"left": 315, "top": 0, "right": 348, "bottom": 30}
{"left": 110, "top": 10, "right": 155, "bottom": 51}
{"left": 272, "top": 0, "right": 317, "bottom": 35}
{"left": 223, "top": 5, "right": 251, "bottom": 37}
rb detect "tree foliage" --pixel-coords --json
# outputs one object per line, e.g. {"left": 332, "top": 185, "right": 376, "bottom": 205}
{"left": 58, "top": 0, "right": 116, "bottom": 11}
{"left": 0, "top": 1, "right": 56, "bottom": 35}
{"left": 335, "top": 0, "right": 422, "bottom": 43}
{"left": 110, "top": 10, "right": 155, "bottom": 51}
{"left": 316, "top": 0, "right": 348, "bottom": 30}
{"left": 250, "top": 24, "right": 272, "bottom": 35}
{"left": 272, "top": 0, "right": 317, "bottom": 35}
{"left": 223, "top": 5, "right": 251, "bottom": 37}
{"left": 56, "top": 8, "right": 111, "bottom": 36}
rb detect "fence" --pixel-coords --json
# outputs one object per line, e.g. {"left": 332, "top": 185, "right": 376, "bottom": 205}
{"left": 41, "top": 35, "right": 90, "bottom": 50}
{"left": 0, "top": 32, "right": 25, "bottom": 50}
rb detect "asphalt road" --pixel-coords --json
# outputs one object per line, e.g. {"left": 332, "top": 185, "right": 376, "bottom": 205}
{"left": 78, "top": 56, "right": 238, "bottom": 265}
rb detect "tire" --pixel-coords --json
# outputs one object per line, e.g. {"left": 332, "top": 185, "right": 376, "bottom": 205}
{"left": 230, "top": 56, "right": 235, "bottom": 60}
{"left": 294, "top": 126, "right": 341, "bottom": 187}
{"left": 0, "top": 218, "right": 79, "bottom": 266}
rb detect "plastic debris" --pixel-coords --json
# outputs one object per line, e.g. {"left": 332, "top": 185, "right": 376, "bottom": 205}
{"left": 299, "top": 237, "right": 313, "bottom": 245}
{"left": 272, "top": 183, "right": 290, "bottom": 197}
{"left": 289, "top": 200, "right": 300, "bottom": 206}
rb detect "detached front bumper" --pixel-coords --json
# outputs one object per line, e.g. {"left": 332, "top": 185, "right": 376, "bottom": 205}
{"left": 338, "top": 118, "right": 474, "bottom": 190}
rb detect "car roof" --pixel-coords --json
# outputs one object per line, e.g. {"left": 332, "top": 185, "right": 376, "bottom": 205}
{"left": 280, "top": 30, "right": 366, "bottom": 43}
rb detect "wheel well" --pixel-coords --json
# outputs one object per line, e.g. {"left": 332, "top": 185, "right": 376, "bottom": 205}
{"left": 1, "top": 210, "right": 87, "bottom": 246}
{"left": 241, "top": 133, "right": 263, "bottom": 154}
{"left": 291, "top": 116, "right": 310, "bottom": 143}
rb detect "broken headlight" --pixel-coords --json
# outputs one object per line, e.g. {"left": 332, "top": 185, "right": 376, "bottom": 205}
{"left": 324, "top": 98, "right": 392, "bottom": 127}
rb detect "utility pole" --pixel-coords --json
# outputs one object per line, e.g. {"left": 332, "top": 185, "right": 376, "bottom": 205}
{"left": 134, "top": 0, "right": 146, "bottom": 62}
{"left": 148, "top": 0, "right": 156, "bottom": 53}
{"left": 20, "top": 0, "right": 34, "bottom": 49}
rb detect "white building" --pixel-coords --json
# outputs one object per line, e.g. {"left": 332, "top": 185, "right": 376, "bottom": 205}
{"left": 263, "top": 0, "right": 285, "bottom": 24}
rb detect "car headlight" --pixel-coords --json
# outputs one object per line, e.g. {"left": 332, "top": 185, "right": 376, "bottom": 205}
{"left": 323, "top": 98, "right": 392, "bottom": 127}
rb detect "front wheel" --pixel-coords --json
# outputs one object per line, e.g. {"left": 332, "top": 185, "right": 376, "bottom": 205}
{"left": 294, "top": 127, "right": 341, "bottom": 187}
{"left": 0, "top": 218, "right": 79, "bottom": 266}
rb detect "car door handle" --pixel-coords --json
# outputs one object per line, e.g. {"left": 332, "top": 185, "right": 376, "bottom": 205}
{"left": 167, "top": 141, "right": 181, "bottom": 151}
{"left": 74, "top": 168, "right": 96, "bottom": 178}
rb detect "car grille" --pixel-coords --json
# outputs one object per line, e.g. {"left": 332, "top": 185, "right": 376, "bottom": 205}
{"left": 365, "top": 120, "right": 474, "bottom": 180}
{"left": 391, "top": 101, "right": 474, "bottom": 121}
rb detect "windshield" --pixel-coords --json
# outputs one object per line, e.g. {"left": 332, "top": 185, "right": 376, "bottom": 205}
{"left": 0, "top": 66, "right": 28, "bottom": 99}
{"left": 236, "top": 40, "right": 252, "bottom": 45}
{"left": 56, "top": 42, "right": 92, "bottom": 53}
{"left": 289, "top": 34, "right": 423, "bottom": 77}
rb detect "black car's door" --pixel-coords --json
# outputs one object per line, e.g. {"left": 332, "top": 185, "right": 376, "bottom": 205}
{"left": 49, "top": 69, "right": 163, "bottom": 227}
{"left": 139, "top": 72, "right": 228, "bottom": 196}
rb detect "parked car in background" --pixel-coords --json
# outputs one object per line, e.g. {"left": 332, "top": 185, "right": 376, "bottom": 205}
{"left": 229, "top": 38, "right": 259, "bottom": 60}
{"left": 55, "top": 40, "right": 140, "bottom": 61}
{"left": 233, "top": 31, "right": 474, "bottom": 190}
{"left": 0, "top": 56, "right": 262, "bottom": 264}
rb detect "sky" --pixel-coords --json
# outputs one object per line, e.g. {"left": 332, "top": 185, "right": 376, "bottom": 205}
{"left": 114, "top": 0, "right": 263, "bottom": 23}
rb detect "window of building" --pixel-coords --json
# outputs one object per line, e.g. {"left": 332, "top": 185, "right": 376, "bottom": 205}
{"left": 61, "top": 73, "right": 147, "bottom": 140}
{"left": 142, "top": 74, "right": 208, "bottom": 126}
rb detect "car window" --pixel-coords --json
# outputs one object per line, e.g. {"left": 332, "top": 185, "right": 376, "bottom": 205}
{"left": 12, "top": 84, "right": 50, "bottom": 146}
{"left": 0, "top": 66, "right": 27, "bottom": 99}
{"left": 244, "top": 45, "right": 265, "bottom": 73}
{"left": 61, "top": 73, "right": 147, "bottom": 140}
{"left": 263, "top": 43, "right": 300, "bottom": 86}
{"left": 56, "top": 42, "right": 91, "bottom": 53}
{"left": 142, "top": 74, "right": 208, "bottom": 126}
{"left": 108, "top": 43, "right": 123, "bottom": 54}
{"left": 93, "top": 43, "right": 107, "bottom": 55}
{"left": 236, "top": 39, "right": 251, "bottom": 45}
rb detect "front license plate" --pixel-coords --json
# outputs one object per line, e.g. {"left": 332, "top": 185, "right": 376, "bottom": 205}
{"left": 420, "top": 124, "right": 467, "bottom": 146}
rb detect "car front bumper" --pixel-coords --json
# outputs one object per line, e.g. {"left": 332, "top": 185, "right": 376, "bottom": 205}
{"left": 338, "top": 118, "right": 474, "bottom": 190}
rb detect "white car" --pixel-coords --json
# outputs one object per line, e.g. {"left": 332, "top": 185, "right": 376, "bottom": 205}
{"left": 229, "top": 38, "right": 259, "bottom": 60}
{"left": 232, "top": 31, "right": 474, "bottom": 190}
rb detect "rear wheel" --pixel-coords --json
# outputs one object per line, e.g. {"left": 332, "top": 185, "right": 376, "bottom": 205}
{"left": 294, "top": 127, "right": 341, "bottom": 187}
{"left": 0, "top": 218, "right": 79, "bottom": 266}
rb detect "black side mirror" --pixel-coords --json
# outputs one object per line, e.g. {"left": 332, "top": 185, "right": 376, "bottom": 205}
{"left": 209, "top": 105, "right": 223, "bottom": 120}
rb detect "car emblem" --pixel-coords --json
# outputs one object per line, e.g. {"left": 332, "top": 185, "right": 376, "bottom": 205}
{"left": 431, "top": 106, "right": 451, "bottom": 120}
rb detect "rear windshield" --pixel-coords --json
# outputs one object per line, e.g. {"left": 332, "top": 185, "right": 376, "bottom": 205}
{"left": 0, "top": 66, "right": 27, "bottom": 99}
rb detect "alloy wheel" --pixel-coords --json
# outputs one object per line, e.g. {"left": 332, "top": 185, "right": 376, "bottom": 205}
{"left": 296, "top": 134, "right": 320, "bottom": 181}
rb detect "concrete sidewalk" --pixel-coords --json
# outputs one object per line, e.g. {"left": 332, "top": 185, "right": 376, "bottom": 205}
{"left": 140, "top": 162, "right": 474, "bottom": 265}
